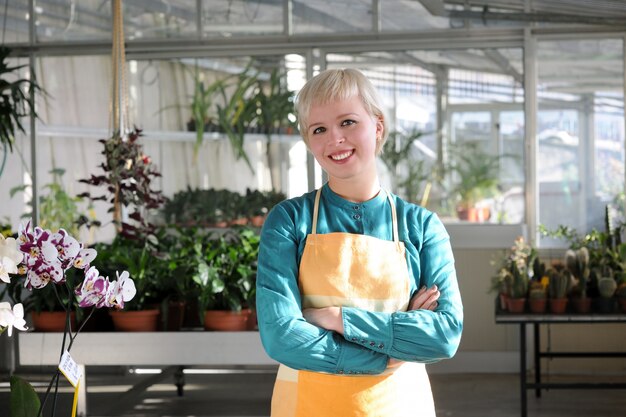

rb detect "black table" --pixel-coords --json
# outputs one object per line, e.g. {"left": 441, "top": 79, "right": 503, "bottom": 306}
{"left": 495, "top": 311, "right": 626, "bottom": 417}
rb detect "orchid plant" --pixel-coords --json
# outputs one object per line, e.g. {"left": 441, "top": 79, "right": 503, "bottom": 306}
{"left": 0, "top": 221, "right": 136, "bottom": 417}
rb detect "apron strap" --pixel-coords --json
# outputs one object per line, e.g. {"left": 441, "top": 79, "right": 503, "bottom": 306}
{"left": 385, "top": 190, "right": 400, "bottom": 244}
{"left": 312, "top": 188, "right": 322, "bottom": 235}
{"left": 312, "top": 187, "right": 399, "bottom": 244}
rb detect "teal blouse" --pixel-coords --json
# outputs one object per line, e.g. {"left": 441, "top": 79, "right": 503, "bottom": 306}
{"left": 256, "top": 184, "right": 463, "bottom": 375}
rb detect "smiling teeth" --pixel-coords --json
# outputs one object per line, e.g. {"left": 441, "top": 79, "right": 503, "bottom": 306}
{"left": 331, "top": 150, "right": 353, "bottom": 161}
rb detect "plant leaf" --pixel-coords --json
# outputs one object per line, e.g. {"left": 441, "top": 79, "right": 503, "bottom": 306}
{"left": 10, "top": 375, "right": 40, "bottom": 417}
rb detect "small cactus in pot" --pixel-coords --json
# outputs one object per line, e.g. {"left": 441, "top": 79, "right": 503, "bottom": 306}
{"left": 598, "top": 276, "right": 617, "bottom": 299}
{"left": 564, "top": 247, "right": 590, "bottom": 298}
{"left": 528, "top": 280, "right": 547, "bottom": 313}
{"left": 547, "top": 267, "right": 571, "bottom": 313}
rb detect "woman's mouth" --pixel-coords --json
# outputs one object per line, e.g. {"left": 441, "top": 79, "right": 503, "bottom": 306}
{"left": 329, "top": 150, "right": 354, "bottom": 161}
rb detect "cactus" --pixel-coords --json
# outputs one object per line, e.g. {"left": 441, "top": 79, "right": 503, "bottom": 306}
{"left": 598, "top": 277, "right": 617, "bottom": 298}
{"left": 528, "top": 281, "right": 546, "bottom": 299}
{"left": 564, "top": 247, "right": 590, "bottom": 297}
{"left": 532, "top": 257, "right": 546, "bottom": 281}
{"left": 548, "top": 268, "right": 570, "bottom": 299}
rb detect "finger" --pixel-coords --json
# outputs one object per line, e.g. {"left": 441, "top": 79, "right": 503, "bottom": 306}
{"left": 410, "top": 286, "right": 439, "bottom": 310}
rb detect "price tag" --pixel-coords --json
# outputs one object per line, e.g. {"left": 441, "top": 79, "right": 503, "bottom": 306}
{"left": 58, "top": 350, "right": 82, "bottom": 388}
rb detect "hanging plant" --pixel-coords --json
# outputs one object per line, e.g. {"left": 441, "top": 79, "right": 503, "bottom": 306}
{"left": 0, "top": 46, "right": 41, "bottom": 153}
{"left": 78, "top": 128, "right": 166, "bottom": 243}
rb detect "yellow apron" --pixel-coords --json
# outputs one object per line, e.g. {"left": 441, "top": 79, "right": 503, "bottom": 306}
{"left": 271, "top": 188, "right": 436, "bottom": 417}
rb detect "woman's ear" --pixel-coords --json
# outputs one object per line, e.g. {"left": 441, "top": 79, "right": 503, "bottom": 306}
{"left": 376, "top": 117, "right": 384, "bottom": 140}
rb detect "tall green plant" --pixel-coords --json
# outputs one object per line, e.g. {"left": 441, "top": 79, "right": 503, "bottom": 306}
{"left": 254, "top": 67, "right": 297, "bottom": 191}
{"left": 190, "top": 71, "right": 223, "bottom": 157}
{"left": 216, "top": 66, "right": 259, "bottom": 172}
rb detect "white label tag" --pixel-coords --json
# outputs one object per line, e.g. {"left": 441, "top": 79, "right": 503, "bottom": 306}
{"left": 58, "top": 350, "right": 82, "bottom": 388}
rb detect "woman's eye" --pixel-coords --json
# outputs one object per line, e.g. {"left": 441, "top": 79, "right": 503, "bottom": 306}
{"left": 341, "top": 119, "right": 356, "bottom": 127}
{"left": 312, "top": 127, "right": 325, "bottom": 135}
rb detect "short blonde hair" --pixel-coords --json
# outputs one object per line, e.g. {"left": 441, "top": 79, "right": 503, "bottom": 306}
{"left": 295, "top": 68, "right": 389, "bottom": 154}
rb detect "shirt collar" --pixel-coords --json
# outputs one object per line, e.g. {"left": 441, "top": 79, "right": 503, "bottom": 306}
{"left": 321, "top": 183, "right": 388, "bottom": 210}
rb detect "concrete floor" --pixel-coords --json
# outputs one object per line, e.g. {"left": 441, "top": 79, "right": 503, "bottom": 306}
{"left": 1, "top": 367, "right": 625, "bottom": 417}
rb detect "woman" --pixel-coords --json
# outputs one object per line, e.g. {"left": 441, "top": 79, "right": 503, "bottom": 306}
{"left": 256, "top": 68, "right": 463, "bottom": 417}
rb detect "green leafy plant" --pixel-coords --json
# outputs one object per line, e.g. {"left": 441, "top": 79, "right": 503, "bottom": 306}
{"left": 216, "top": 65, "right": 259, "bottom": 172}
{"left": 447, "top": 142, "right": 502, "bottom": 212}
{"left": 193, "top": 228, "right": 260, "bottom": 316}
{"left": 380, "top": 129, "right": 433, "bottom": 205}
{"left": 0, "top": 46, "right": 41, "bottom": 154}
{"left": 189, "top": 70, "right": 224, "bottom": 156}
{"left": 10, "top": 168, "right": 100, "bottom": 238}
{"left": 92, "top": 236, "right": 161, "bottom": 311}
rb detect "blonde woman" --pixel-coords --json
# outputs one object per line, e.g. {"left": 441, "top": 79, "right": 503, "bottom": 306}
{"left": 256, "top": 68, "right": 463, "bottom": 417}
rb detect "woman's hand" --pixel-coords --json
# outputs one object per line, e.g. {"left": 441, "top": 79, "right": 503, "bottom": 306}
{"left": 409, "top": 285, "right": 439, "bottom": 311}
{"left": 302, "top": 306, "right": 344, "bottom": 335}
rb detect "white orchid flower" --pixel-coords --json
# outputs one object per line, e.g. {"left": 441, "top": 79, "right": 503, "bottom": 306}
{"left": 0, "top": 235, "right": 23, "bottom": 283}
{"left": 0, "top": 302, "right": 28, "bottom": 336}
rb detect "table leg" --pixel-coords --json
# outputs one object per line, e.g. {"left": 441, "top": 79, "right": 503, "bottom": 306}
{"left": 534, "top": 323, "right": 541, "bottom": 398}
{"left": 520, "top": 323, "right": 527, "bottom": 417}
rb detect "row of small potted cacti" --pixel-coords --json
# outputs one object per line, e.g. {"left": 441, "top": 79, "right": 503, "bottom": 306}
{"left": 493, "top": 238, "right": 626, "bottom": 314}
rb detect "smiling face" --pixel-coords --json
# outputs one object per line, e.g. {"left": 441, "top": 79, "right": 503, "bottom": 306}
{"left": 307, "top": 95, "right": 384, "bottom": 196}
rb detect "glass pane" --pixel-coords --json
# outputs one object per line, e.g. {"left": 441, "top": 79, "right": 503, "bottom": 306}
{"left": 202, "top": 0, "right": 283, "bottom": 38}
{"left": 499, "top": 110, "right": 525, "bottom": 223}
{"left": 293, "top": 0, "right": 373, "bottom": 34}
{"left": 36, "top": 0, "right": 111, "bottom": 42}
{"left": 35, "top": 0, "right": 199, "bottom": 42}
{"left": 325, "top": 56, "right": 439, "bottom": 210}
{"left": 380, "top": 0, "right": 450, "bottom": 31}
{"left": 1, "top": 0, "right": 30, "bottom": 43}
{"left": 537, "top": 38, "right": 624, "bottom": 247}
{"left": 125, "top": 0, "right": 197, "bottom": 39}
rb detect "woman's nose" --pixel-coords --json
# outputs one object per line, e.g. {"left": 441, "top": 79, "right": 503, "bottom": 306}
{"left": 330, "top": 128, "right": 345, "bottom": 145}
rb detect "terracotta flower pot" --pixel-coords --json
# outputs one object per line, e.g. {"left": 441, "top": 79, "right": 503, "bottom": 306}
{"left": 506, "top": 298, "right": 526, "bottom": 314}
{"left": 109, "top": 309, "right": 160, "bottom": 332}
{"left": 249, "top": 215, "right": 266, "bottom": 228}
{"left": 31, "top": 311, "right": 76, "bottom": 332}
{"left": 203, "top": 309, "right": 251, "bottom": 331}
{"left": 549, "top": 298, "right": 568, "bottom": 314}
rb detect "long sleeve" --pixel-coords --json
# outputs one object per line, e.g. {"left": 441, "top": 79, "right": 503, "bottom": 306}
{"left": 341, "top": 210, "right": 463, "bottom": 363}
{"left": 256, "top": 202, "right": 389, "bottom": 375}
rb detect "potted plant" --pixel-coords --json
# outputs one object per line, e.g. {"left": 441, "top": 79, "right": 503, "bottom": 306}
{"left": 527, "top": 259, "right": 548, "bottom": 313}
{"left": 94, "top": 236, "right": 162, "bottom": 331}
{"left": 596, "top": 272, "right": 617, "bottom": 313}
{"left": 492, "top": 236, "right": 537, "bottom": 313}
{"left": 78, "top": 128, "right": 165, "bottom": 242}
{"left": 547, "top": 266, "right": 571, "bottom": 314}
{"left": 447, "top": 142, "right": 502, "bottom": 222}
{"left": 1, "top": 220, "right": 136, "bottom": 416}
{"left": 193, "top": 228, "right": 260, "bottom": 331}
{"left": 151, "top": 226, "right": 208, "bottom": 330}
{"left": 565, "top": 247, "right": 592, "bottom": 313}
